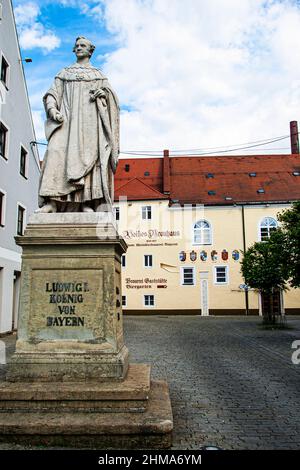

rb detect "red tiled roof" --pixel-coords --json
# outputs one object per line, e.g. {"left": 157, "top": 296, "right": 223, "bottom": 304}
{"left": 115, "top": 158, "right": 163, "bottom": 193}
{"left": 115, "top": 177, "right": 168, "bottom": 200}
{"left": 114, "top": 154, "right": 300, "bottom": 204}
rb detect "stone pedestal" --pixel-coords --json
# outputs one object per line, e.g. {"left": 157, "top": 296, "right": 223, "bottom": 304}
{"left": 7, "top": 213, "right": 128, "bottom": 382}
{"left": 0, "top": 213, "right": 173, "bottom": 449}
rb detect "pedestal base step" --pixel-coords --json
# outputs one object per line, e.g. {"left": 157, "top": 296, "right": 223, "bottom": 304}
{"left": 0, "top": 381, "right": 173, "bottom": 449}
{"left": 0, "top": 364, "right": 150, "bottom": 412}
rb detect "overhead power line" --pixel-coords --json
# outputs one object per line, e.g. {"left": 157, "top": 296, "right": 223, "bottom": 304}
{"left": 121, "top": 134, "right": 290, "bottom": 154}
{"left": 120, "top": 134, "right": 291, "bottom": 156}
{"left": 32, "top": 133, "right": 295, "bottom": 157}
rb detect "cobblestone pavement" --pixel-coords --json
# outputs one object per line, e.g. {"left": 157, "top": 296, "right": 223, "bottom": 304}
{"left": 124, "top": 316, "right": 300, "bottom": 450}
{"left": 0, "top": 315, "right": 300, "bottom": 450}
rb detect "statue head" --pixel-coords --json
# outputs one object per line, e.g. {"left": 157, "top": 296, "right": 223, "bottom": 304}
{"left": 73, "top": 36, "right": 96, "bottom": 58}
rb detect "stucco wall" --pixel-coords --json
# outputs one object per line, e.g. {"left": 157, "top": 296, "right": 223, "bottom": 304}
{"left": 116, "top": 200, "right": 300, "bottom": 314}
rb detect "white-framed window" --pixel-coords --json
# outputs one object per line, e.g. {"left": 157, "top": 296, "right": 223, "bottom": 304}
{"left": 0, "top": 53, "right": 10, "bottom": 88}
{"left": 16, "top": 203, "right": 26, "bottom": 236}
{"left": 259, "top": 217, "right": 277, "bottom": 241}
{"left": 180, "top": 267, "right": 195, "bottom": 286}
{"left": 144, "top": 294, "right": 154, "bottom": 307}
{"left": 20, "top": 145, "right": 28, "bottom": 179}
{"left": 214, "top": 266, "right": 229, "bottom": 285}
{"left": 0, "top": 189, "right": 6, "bottom": 227}
{"left": 193, "top": 220, "right": 212, "bottom": 245}
{"left": 121, "top": 254, "right": 126, "bottom": 268}
{"left": 142, "top": 205, "right": 152, "bottom": 220}
{"left": 122, "top": 295, "right": 127, "bottom": 307}
{"left": 114, "top": 206, "right": 120, "bottom": 221}
{"left": 0, "top": 120, "right": 8, "bottom": 160}
{"left": 144, "top": 254, "right": 153, "bottom": 268}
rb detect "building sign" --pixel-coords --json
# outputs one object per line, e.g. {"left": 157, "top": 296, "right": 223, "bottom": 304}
{"left": 200, "top": 250, "right": 208, "bottom": 261}
{"left": 122, "top": 229, "right": 180, "bottom": 240}
{"left": 125, "top": 277, "right": 168, "bottom": 289}
{"left": 211, "top": 250, "right": 218, "bottom": 261}
{"left": 232, "top": 250, "right": 240, "bottom": 261}
{"left": 128, "top": 242, "right": 178, "bottom": 247}
{"left": 190, "top": 250, "right": 197, "bottom": 262}
{"left": 179, "top": 251, "right": 186, "bottom": 262}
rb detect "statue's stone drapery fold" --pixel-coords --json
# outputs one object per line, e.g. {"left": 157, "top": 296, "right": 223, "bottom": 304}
{"left": 39, "top": 64, "right": 119, "bottom": 211}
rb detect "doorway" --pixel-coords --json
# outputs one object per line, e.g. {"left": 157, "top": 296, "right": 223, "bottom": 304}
{"left": 260, "top": 289, "right": 284, "bottom": 318}
{"left": 200, "top": 271, "right": 209, "bottom": 316}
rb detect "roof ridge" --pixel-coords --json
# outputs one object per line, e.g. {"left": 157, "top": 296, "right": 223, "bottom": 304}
{"left": 115, "top": 177, "right": 166, "bottom": 196}
{"left": 133, "top": 177, "right": 166, "bottom": 196}
{"left": 115, "top": 177, "right": 138, "bottom": 191}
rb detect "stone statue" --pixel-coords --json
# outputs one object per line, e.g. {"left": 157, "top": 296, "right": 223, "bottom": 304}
{"left": 37, "top": 36, "right": 119, "bottom": 213}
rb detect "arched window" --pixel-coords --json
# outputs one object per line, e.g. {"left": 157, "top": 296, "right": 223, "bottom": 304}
{"left": 260, "top": 217, "right": 277, "bottom": 241}
{"left": 193, "top": 220, "right": 212, "bottom": 245}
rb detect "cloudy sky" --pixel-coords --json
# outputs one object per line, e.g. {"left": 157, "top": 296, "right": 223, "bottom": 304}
{"left": 12, "top": 0, "right": 300, "bottom": 157}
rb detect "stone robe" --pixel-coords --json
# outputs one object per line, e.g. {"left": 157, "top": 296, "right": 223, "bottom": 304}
{"left": 39, "top": 63, "right": 119, "bottom": 210}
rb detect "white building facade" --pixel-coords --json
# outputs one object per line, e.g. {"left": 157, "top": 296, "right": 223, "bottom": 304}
{"left": 0, "top": 0, "right": 40, "bottom": 333}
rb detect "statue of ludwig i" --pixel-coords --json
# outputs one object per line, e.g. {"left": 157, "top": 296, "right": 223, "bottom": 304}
{"left": 38, "top": 36, "right": 119, "bottom": 213}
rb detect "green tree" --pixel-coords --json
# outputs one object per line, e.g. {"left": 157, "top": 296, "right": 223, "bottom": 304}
{"left": 277, "top": 201, "right": 300, "bottom": 288}
{"left": 241, "top": 230, "right": 289, "bottom": 324}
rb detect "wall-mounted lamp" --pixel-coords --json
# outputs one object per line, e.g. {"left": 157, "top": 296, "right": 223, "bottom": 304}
{"left": 20, "top": 58, "right": 33, "bottom": 63}
{"left": 30, "top": 141, "right": 47, "bottom": 146}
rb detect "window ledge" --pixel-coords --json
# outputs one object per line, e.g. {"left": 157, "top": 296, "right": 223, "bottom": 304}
{"left": 192, "top": 243, "right": 212, "bottom": 246}
{"left": 0, "top": 80, "right": 9, "bottom": 91}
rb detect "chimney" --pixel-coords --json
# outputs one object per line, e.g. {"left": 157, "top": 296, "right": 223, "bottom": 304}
{"left": 290, "top": 121, "right": 299, "bottom": 154}
{"left": 163, "top": 149, "right": 170, "bottom": 194}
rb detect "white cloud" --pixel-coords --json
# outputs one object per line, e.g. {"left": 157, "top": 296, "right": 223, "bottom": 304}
{"left": 19, "top": 0, "right": 300, "bottom": 154}
{"left": 14, "top": 1, "right": 39, "bottom": 24}
{"left": 81, "top": 0, "right": 300, "bottom": 153}
{"left": 14, "top": 2, "right": 60, "bottom": 52}
{"left": 56, "top": 0, "right": 104, "bottom": 19}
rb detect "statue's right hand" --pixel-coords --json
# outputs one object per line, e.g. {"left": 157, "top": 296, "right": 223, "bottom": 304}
{"left": 49, "top": 108, "right": 64, "bottom": 123}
